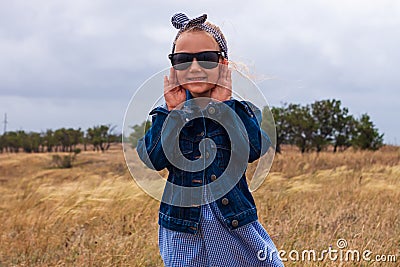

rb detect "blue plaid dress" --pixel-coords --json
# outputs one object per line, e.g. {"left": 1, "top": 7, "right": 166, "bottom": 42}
{"left": 159, "top": 201, "right": 284, "bottom": 267}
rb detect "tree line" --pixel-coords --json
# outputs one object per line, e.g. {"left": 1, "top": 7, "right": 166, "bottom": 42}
{"left": 127, "top": 99, "right": 384, "bottom": 153}
{"left": 263, "top": 99, "right": 383, "bottom": 153}
{"left": 0, "top": 125, "right": 121, "bottom": 153}
{"left": 2, "top": 99, "right": 382, "bottom": 154}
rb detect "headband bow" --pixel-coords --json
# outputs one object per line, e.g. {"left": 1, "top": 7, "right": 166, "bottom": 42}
{"left": 170, "top": 13, "right": 228, "bottom": 59}
{"left": 171, "top": 13, "right": 208, "bottom": 30}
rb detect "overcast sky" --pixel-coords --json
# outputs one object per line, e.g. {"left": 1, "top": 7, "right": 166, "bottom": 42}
{"left": 1, "top": 0, "right": 399, "bottom": 144}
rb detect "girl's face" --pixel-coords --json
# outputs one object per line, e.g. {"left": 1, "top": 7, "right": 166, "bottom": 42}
{"left": 174, "top": 31, "right": 222, "bottom": 98}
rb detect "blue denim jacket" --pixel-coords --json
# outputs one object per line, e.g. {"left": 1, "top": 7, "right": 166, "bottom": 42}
{"left": 136, "top": 93, "right": 271, "bottom": 234}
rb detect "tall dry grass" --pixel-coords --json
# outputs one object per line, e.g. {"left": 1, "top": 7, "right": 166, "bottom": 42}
{"left": 0, "top": 145, "right": 399, "bottom": 266}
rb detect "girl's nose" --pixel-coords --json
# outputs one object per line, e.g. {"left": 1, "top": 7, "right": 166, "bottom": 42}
{"left": 188, "top": 58, "right": 202, "bottom": 72}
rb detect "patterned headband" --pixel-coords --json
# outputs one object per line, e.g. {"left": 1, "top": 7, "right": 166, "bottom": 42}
{"left": 171, "top": 13, "right": 228, "bottom": 59}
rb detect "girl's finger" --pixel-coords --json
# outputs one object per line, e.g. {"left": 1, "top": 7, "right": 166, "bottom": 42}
{"left": 169, "top": 67, "right": 177, "bottom": 86}
{"left": 164, "top": 75, "right": 169, "bottom": 92}
{"left": 165, "top": 76, "right": 176, "bottom": 94}
{"left": 218, "top": 64, "right": 225, "bottom": 87}
{"left": 219, "top": 63, "right": 224, "bottom": 82}
{"left": 222, "top": 65, "right": 229, "bottom": 88}
{"left": 223, "top": 64, "right": 229, "bottom": 84}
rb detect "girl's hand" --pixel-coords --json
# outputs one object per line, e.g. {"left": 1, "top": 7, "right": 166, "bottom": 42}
{"left": 164, "top": 67, "right": 186, "bottom": 111}
{"left": 210, "top": 61, "right": 232, "bottom": 102}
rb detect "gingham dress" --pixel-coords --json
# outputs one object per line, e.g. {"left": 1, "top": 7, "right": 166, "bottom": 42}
{"left": 159, "top": 201, "right": 284, "bottom": 267}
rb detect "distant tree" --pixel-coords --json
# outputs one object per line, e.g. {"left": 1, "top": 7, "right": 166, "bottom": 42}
{"left": 129, "top": 121, "right": 151, "bottom": 148}
{"left": 86, "top": 125, "right": 116, "bottom": 152}
{"left": 54, "top": 128, "right": 69, "bottom": 152}
{"left": 82, "top": 132, "right": 89, "bottom": 151}
{"left": 310, "top": 100, "right": 331, "bottom": 152}
{"left": 43, "top": 129, "right": 56, "bottom": 152}
{"left": 105, "top": 125, "right": 121, "bottom": 146}
{"left": 351, "top": 113, "right": 384, "bottom": 150}
{"left": 2, "top": 131, "right": 20, "bottom": 152}
{"left": 54, "top": 129, "right": 62, "bottom": 152}
{"left": 286, "top": 104, "right": 316, "bottom": 153}
{"left": 70, "top": 128, "right": 83, "bottom": 151}
{"left": 18, "top": 131, "right": 29, "bottom": 152}
{"left": 21, "top": 132, "right": 41, "bottom": 153}
{"left": 0, "top": 135, "right": 4, "bottom": 153}
{"left": 331, "top": 110, "right": 356, "bottom": 153}
{"left": 266, "top": 105, "right": 290, "bottom": 153}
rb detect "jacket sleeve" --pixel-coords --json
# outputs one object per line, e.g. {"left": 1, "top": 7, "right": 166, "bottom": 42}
{"left": 222, "top": 100, "right": 271, "bottom": 163}
{"left": 136, "top": 107, "right": 185, "bottom": 171}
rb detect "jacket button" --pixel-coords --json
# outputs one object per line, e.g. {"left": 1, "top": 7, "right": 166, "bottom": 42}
{"left": 198, "top": 131, "right": 205, "bottom": 136}
{"left": 222, "top": 198, "right": 229, "bottom": 205}
{"left": 211, "top": 174, "right": 217, "bottom": 181}
{"left": 208, "top": 106, "right": 216, "bottom": 114}
{"left": 231, "top": 220, "right": 239, "bottom": 227}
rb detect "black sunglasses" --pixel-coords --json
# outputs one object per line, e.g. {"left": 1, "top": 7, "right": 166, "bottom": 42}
{"left": 168, "top": 51, "right": 222, "bottom": 71}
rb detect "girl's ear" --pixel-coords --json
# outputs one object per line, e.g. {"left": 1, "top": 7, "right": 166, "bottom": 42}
{"left": 222, "top": 58, "right": 228, "bottom": 65}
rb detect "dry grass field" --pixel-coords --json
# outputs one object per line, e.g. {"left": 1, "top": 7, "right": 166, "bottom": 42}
{"left": 0, "top": 144, "right": 399, "bottom": 266}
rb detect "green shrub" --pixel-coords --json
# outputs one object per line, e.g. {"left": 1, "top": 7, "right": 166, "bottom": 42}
{"left": 51, "top": 149, "right": 81, "bottom": 168}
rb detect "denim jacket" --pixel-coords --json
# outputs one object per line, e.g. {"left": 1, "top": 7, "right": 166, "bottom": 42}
{"left": 136, "top": 92, "right": 271, "bottom": 234}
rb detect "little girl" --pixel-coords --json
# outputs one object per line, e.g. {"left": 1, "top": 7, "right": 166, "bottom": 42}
{"left": 137, "top": 13, "right": 283, "bottom": 267}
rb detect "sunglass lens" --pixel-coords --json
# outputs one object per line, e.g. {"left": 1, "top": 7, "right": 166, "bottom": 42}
{"left": 198, "top": 51, "right": 220, "bottom": 62}
{"left": 197, "top": 52, "right": 219, "bottom": 69}
{"left": 172, "top": 54, "right": 193, "bottom": 70}
{"left": 198, "top": 61, "right": 219, "bottom": 69}
{"left": 173, "top": 62, "right": 191, "bottom": 70}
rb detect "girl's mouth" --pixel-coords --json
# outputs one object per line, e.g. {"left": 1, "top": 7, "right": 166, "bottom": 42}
{"left": 187, "top": 77, "right": 207, "bottom": 82}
